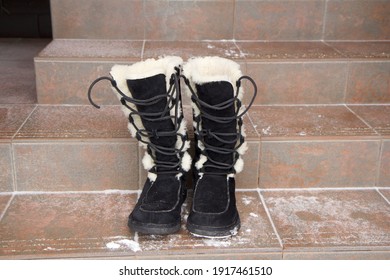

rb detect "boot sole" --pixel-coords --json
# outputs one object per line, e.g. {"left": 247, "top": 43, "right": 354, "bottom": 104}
{"left": 128, "top": 217, "right": 181, "bottom": 235}
{"left": 187, "top": 216, "right": 241, "bottom": 238}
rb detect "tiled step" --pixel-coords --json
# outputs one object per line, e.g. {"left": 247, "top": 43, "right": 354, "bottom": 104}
{"left": 1, "top": 104, "right": 389, "bottom": 193}
{"left": 0, "top": 189, "right": 389, "bottom": 259}
{"left": 50, "top": 0, "right": 390, "bottom": 41}
{"left": 34, "top": 40, "right": 390, "bottom": 105}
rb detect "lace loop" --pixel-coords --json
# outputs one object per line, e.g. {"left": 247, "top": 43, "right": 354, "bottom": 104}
{"left": 88, "top": 71, "right": 187, "bottom": 175}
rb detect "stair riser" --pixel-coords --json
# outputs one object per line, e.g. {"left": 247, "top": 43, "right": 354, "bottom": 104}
{"left": 260, "top": 140, "right": 384, "bottom": 189}
{"left": 50, "top": 0, "right": 390, "bottom": 41}
{"left": 2, "top": 139, "right": 388, "bottom": 192}
{"left": 11, "top": 141, "right": 139, "bottom": 192}
{"left": 35, "top": 60, "right": 390, "bottom": 105}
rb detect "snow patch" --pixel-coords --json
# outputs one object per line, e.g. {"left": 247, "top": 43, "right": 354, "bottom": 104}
{"left": 203, "top": 239, "right": 232, "bottom": 247}
{"left": 242, "top": 196, "right": 253, "bottom": 206}
{"left": 106, "top": 239, "right": 141, "bottom": 252}
{"left": 43, "top": 247, "right": 57, "bottom": 251}
{"left": 262, "top": 126, "right": 271, "bottom": 135}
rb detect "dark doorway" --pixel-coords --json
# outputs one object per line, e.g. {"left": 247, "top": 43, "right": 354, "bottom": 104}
{"left": 0, "top": 0, "right": 52, "bottom": 38}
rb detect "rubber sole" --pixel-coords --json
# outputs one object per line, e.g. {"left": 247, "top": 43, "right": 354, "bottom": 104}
{"left": 186, "top": 216, "right": 241, "bottom": 238}
{"left": 128, "top": 217, "right": 181, "bottom": 235}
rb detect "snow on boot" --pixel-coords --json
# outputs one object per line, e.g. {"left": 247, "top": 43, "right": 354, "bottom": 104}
{"left": 88, "top": 56, "right": 191, "bottom": 235}
{"left": 182, "top": 56, "right": 257, "bottom": 238}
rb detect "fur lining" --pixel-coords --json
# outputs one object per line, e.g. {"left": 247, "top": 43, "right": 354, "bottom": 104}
{"left": 110, "top": 56, "right": 183, "bottom": 89}
{"left": 183, "top": 56, "right": 244, "bottom": 101}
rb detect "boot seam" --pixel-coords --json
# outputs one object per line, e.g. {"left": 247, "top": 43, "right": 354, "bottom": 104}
{"left": 191, "top": 176, "right": 231, "bottom": 215}
{"left": 139, "top": 178, "right": 183, "bottom": 213}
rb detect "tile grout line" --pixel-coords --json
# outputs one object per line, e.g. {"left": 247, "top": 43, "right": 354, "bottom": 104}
{"left": 374, "top": 140, "right": 385, "bottom": 188}
{"left": 345, "top": 105, "right": 380, "bottom": 136}
{"left": 141, "top": 40, "right": 146, "bottom": 60}
{"left": 342, "top": 62, "right": 351, "bottom": 104}
{"left": 257, "top": 189, "right": 284, "bottom": 249}
{"left": 12, "top": 104, "right": 38, "bottom": 139}
{"left": 0, "top": 193, "right": 15, "bottom": 222}
{"left": 142, "top": 0, "right": 146, "bottom": 42}
{"left": 245, "top": 110, "right": 261, "bottom": 138}
{"left": 321, "top": 0, "right": 329, "bottom": 41}
{"left": 375, "top": 188, "right": 390, "bottom": 205}
{"left": 259, "top": 186, "right": 386, "bottom": 192}
{"left": 232, "top": 0, "right": 236, "bottom": 40}
{"left": 11, "top": 105, "right": 38, "bottom": 192}
{"left": 1, "top": 190, "right": 140, "bottom": 196}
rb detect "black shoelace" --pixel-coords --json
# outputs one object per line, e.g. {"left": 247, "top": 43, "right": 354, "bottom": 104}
{"left": 182, "top": 75, "right": 257, "bottom": 175}
{"left": 88, "top": 69, "right": 188, "bottom": 176}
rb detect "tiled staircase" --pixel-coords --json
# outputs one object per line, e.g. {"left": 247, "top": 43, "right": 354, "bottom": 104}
{"left": 0, "top": 0, "right": 389, "bottom": 259}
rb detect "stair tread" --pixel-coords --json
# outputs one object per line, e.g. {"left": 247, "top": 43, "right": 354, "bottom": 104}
{"left": 2, "top": 104, "right": 389, "bottom": 141}
{"left": 0, "top": 189, "right": 389, "bottom": 259}
{"left": 37, "top": 39, "right": 143, "bottom": 60}
{"left": 35, "top": 39, "right": 390, "bottom": 61}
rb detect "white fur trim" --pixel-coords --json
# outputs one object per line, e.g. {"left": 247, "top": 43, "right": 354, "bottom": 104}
{"left": 142, "top": 152, "right": 155, "bottom": 171}
{"left": 195, "top": 154, "right": 208, "bottom": 170}
{"left": 110, "top": 56, "right": 183, "bottom": 88}
{"left": 183, "top": 56, "right": 244, "bottom": 101}
{"left": 181, "top": 152, "right": 192, "bottom": 172}
{"left": 147, "top": 172, "right": 157, "bottom": 182}
{"left": 234, "top": 157, "right": 244, "bottom": 174}
{"left": 237, "top": 141, "right": 248, "bottom": 155}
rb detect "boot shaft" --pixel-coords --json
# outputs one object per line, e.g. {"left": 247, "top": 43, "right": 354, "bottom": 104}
{"left": 183, "top": 56, "right": 250, "bottom": 176}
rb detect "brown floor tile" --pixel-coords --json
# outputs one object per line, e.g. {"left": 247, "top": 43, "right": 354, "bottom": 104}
{"left": 0, "top": 191, "right": 281, "bottom": 259}
{"left": 0, "top": 105, "right": 36, "bottom": 139}
{"left": 0, "top": 60, "right": 37, "bottom": 104}
{"left": 15, "top": 105, "right": 130, "bottom": 139}
{"left": 0, "top": 38, "right": 50, "bottom": 61}
{"left": 283, "top": 250, "right": 390, "bottom": 260}
{"left": 35, "top": 61, "right": 121, "bottom": 105}
{"left": 324, "top": 1, "right": 390, "bottom": 40}
{"left": 38, "top": 39, "right": 143, "bottom": 60}
{"left": 144, "top": 1, "right": 234, "bottom": 40}
{"left": 246, "top": 62, "right": 347, "bottom": 105}
{"left": 327, "top": 42, "right": 390, "bottom": 59}
{"left": 236, "top": 142, "right": 260, "bottom": 189}
{"left": 348, "top": 105, "right": 390, "bottom": 137}
{"left": 234, "top": 0, "right": 324, "bottom": 41}
{"left": 379, "top": 140, "right": 390, "bottom": 188}
{"left": 346, "top": 62, "right": 390, "bottom": 104}
{"left": 0, "top": 144, "right": 13, "bottom": 192}
{"left": 51, "top": 0, "right": 144, "bottom": 39}
{"left": 249, "top": 105, "right": 377, "bottom": 139}
{"left": 13, "top": 141, "right": 139, "bottom": 191}
{"left": 242, "top": 114, "right": 259, "bottom": 139}
{"left": 136, "top": 191, "right": 281, "bottom": 256}
{"left": 260, "top": 140, "right": 381, "bottom": 188}
{"left": 378, "top": 189, "right": 390, "bottom": 202}
{"left": 237, "top": 42, "right": 342, "bottom": 60}
{"left": 0, "top": 195, "right": 12, "bottom": 217}
{"left": 143, "top": 41, "right": 242, "bottom": 61}
{"left": 0, "top": 193, "right": 137, "bottom": 258}
{"left": 262, "top": 189, "right": 390, "bottom": 250}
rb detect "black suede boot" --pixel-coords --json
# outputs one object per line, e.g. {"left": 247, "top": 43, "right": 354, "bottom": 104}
{"left": 182, "top": 57, "right": 257, "bottom": 238}
{"left": 88, "top": 57, "right": 191, "bottom": 235}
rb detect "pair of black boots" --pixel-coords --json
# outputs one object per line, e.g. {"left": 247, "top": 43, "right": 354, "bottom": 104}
{"left": 88, "top": 56, "right": 256, "bottom": 238}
